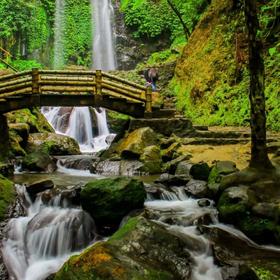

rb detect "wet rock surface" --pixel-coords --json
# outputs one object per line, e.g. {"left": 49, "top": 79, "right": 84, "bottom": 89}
{"left": 22, "top": 150, "right": 57, "bottom": 173}
{"left": 54, "top": 216, "right": 193, "bottom": 280}
{"left": 80, "top": 177, "right": 146, "bottom": 234}
{"left": 27, "top": 132, "right": 81, "bottom": 155}
{"left": 26, "top": 179, "right": 54, "bottom": 201}
{"left": 129, "top": 118, "right": 194, "bottom": 137}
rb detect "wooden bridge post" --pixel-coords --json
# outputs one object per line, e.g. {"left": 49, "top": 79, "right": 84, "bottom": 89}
{"left": 96, "top": 70, "right": 102, "bottom": 95}
{"left": 32, "top": 68, "right": 41, "bottom": 106}
{"left": 32, "top": 68, "right": 41, "bottom": 94}
{"left": 144, "top": 86, "right": 152, "bottom": 117}
{"left": 95, "top": 70, "right": 103, "bottom": 106}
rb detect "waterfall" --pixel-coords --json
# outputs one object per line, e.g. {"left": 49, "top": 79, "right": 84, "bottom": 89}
{"left": 91, "top": 0, "right": 117, "bottom": 70}
{"left": 1, "top": 185, "right": 96, "bottom": 280}
{"left": 53, "top": 0, "right": 65, "bottom": 69}
{"left": 44, "top": 0, "right": 117, "bottom": 153}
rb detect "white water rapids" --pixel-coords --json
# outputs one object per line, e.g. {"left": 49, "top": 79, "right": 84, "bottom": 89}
{"left": 1, "top": 185, "right": 97, "bottom": 280}
{"left": 145, "top": 188, "right": 223, "bottom": 280}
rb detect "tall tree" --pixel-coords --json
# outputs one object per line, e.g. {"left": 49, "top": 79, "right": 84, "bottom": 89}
{"left": 166, "top": 0, "right": 191, "bottom": 39}
{"left": 244, "top": 0, "right": 273, "bottom": 169}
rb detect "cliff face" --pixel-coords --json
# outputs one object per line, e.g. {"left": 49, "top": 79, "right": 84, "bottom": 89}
{"left": 173, "top": 0, "right": 280, "bottom": 130}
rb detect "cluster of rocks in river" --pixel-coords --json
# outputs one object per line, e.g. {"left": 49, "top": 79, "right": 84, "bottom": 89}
{"left": 1, "top": 109, "right": 280, "bottom": 279}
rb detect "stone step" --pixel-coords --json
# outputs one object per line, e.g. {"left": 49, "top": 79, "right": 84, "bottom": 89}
{"left": 193, "top": 125, "right": 208, "bottom": 131}
{"left": 182, "top": 137, "right": 278, "bottom": 146}
{"left": 182, "top": 137, "right": 250, "bottom": 145}
{"left": 192, "top": 130, "right": 250, "bottom": 139}
{"left": 151, "top": 108, "right": 176, "bottom": 118}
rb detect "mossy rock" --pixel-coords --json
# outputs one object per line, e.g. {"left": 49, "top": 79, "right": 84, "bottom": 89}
{"left": 218, "top": 186, "right": 257, "bottom": 221}
{"left": 208, "top": 161, "right": 239, "bottom": 194}
{"left": 116, "top": 127, "right": 158, "bottom": 160}
{"left": 54, "top": 216, "right": 192, "bottom": 280}
{"left": 161, "top": 142, "right": 182, "bottom": 162}
{"left": 80, "top": 177, "right": 146, "bottom": 229}
{"left": 27, "top": 133, "right": 80, "bottom": 155}
{"left": 0, "top": 162, "right": 14, "bottom": 177}
{"left": 190, "top": 162, "right": 210, "bottom": 181}
{"left": 6, "top": 108, "right": 53, "bottom": 133}
{"left": 139, "top": 145, "right": 162, "bottom": 174}
{"left": 249, "top": 260, "right": 280, "bottom": 280}
{"left": 0, "top": 174, "right": 15, "bottom": 221}
{"left": 9, "top": 128, "right": 27, "bottom": 156}
{"left": 239, "top": 216, "right": 280, "bottom": 245}
{"left": 22, "top": 150, "right": 57, "bottom": 172}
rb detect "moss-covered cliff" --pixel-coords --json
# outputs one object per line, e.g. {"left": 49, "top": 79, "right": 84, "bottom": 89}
{"left": 0, "top": 0, "right": 91, "bottom": 68}
{"left": 172, "top": 0, "right": 280, "bottom": 130}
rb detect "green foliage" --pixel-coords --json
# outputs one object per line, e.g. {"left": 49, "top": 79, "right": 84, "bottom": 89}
{"left": 28, "top": 4, "right": 50, "bottom": 52}
{"left": 0, "top": 174, "right": 15, "bottom": 221}
{"left": 63, "top": 0, "right": 92, "bottom": 66}
{"left": 120, "top": 0, "right": 208, "bottom": 40}
{"left": 11, "top": 59, "right": 43, "bottom": 71}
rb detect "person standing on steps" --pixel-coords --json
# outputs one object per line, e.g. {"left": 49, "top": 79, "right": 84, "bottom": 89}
{"left": 144, "top": 67, "right": 159, "bottom": 91}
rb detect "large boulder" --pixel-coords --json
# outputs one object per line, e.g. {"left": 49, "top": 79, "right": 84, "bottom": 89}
{"left": 80, "top": 177, "right": 146, "bottom": 231}
{"left": 26, "top": 179, "right": 54, "bottom": 201}
{"left": 218, "top": 186, "right": 257, "bottom": 221}
{"left": 7, "top": 108, "right": 53, "bottom": 133}
{"left": 22, "top": 150, "right": 57, "bottom": 173}
{"left": 190, "top": 162, "right": 210, "bottom": 181}
{"left": 0, "top": 175, "right": 15, "bottom": 221}
{"left": 27, "top": 133, "right": 80, "bottom": 155}
{"left": 139, "top": 145, "right": 162, "bottom": 174}
{"left": 0, "top": 162, "right": 14, "bottom": 177}
{"left": 116, "top": 127, "right": 158, "bottom": 159}
{"left": 54, "top": 216, "right": 192, "bottom": 280}
{"left": 208, "top": 161, "right": 239, "bottom": 195}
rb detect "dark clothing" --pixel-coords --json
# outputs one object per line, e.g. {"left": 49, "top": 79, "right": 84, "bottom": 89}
{"left": 144, "top": 68, "right": 159, "bottom": 91}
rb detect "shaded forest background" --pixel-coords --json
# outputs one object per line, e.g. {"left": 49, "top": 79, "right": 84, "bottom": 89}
{"left": 0, "top": 0, "right": 279, "bottom": 129}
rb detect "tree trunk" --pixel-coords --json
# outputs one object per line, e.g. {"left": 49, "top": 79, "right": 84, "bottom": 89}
{"left": 166, "top": 0, "right": 191, "bottom": 39}
{"left": 244, "top": 0, "right": 273, "bottom": 169}
{"left": 0, "top": 114, "right": 11, "bottom": 161}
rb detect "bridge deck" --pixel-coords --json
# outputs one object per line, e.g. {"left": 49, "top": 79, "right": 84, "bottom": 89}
{"left": 0, "top": 69, "right": 174, "bottom": 118}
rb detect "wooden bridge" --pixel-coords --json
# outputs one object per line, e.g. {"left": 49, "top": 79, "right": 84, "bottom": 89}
{"left": 0, "top": 68, "right": 174, "bottom": 118}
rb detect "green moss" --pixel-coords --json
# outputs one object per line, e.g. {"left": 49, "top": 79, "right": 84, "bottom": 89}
{"left": 250, "top": 260, "right": 280, "bottom": 280}
{"left": 217, "top": 190, "right": 249, "bottom": 221}
{"left": 171, "top": 0, "right": 280, "bottom": 130}
{"left": 109, "top": 216, "right": 139, "bottom": 241}
{"left": 240, "top": 216, "right": 280, "bottom": 244}
{"left": 81, "top": 177, "right": 146, "bottom": 225}
{"left": 0, "top": 174, "right": 15, "bottom": 221}
{"left": 252, "top": 267, "right": 280, "bottom": 280}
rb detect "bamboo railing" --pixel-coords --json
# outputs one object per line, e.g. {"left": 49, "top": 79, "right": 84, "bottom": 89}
{"left": 0, "top": 68, "right": 153, "bottom": 113}
{"left": 0, "top": 47, "right": 18, "bottom": 72}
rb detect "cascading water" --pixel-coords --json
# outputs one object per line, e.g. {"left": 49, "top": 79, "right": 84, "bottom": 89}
{"left": 53, "top": 0, "right": 65, "bottom": 69}
{"left": 145, "top": 188, "right": 223, "bottom": 280}
{"left": 91, "top": 0, "right": 117, "bottom": 70}
{"left": 43, "top": 0, "right": 117, "bottom": 153}
{"left": 1, "top": 185, "right": 96, "bottom": 280}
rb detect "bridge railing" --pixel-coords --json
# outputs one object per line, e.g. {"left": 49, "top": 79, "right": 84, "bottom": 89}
{"left": 0, "top": 68, "right": 152, "bottom": 112}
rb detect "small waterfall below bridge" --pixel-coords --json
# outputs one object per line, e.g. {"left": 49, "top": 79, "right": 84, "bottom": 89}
{"left": 42, "top": 107, "right": 114, "bottom": 153}
{"left": 45, "top": 0, "right": 117, "bottom": 153}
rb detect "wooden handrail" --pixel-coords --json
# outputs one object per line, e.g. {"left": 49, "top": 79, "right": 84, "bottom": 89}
{"left": 0, "top": 47, "right": 12, "bottom": 57}
{"left": 0, "top": 68, "right": 153, "bottom": 114}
